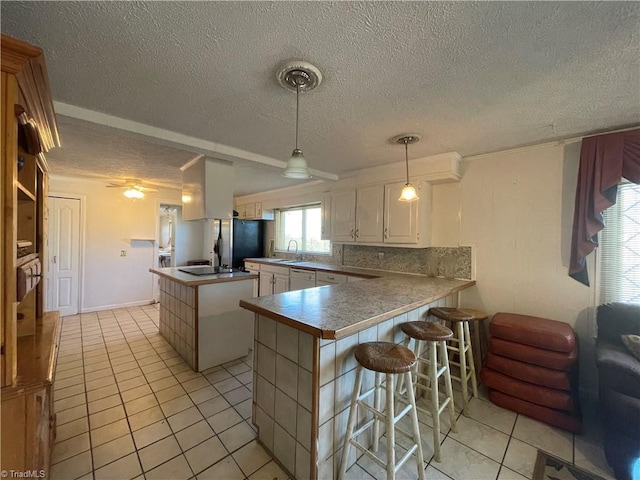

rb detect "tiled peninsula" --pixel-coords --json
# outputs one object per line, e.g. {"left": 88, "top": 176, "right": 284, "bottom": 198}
{"left": 240, "top": 272, "right": 475, "bottom": 479}
{"left": 150, "top": 267, "right": 258, "bottom": 371}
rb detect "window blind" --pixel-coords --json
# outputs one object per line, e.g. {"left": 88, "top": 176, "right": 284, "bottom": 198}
{"left": 599, "top": 182, "right": 640, "bottom": 304}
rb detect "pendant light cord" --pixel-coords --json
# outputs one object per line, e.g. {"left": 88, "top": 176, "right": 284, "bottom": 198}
{"left": 295, "top": 83, "right": 300, "bottom": 150}
{"left": 404, "top": 139, "right": 410, "bottom": 184}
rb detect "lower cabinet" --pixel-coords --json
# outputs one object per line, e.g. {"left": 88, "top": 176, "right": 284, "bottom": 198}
{"left": 258, "top": 264, "right": 290, "bottom": 296}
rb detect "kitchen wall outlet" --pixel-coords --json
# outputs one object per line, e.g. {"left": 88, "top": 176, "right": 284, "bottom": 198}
{"left": 378, "top": 252, "right": 384, "bottom": 260}
{"left": 120, "top": 250, "right": 127, "bottom": 257}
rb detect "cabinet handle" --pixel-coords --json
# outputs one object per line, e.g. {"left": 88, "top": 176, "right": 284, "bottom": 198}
{"left": 53, "top": 255, "right": 57, "bottom": 264}
{"left": 355, "top": 229, "right": 359, "bottom": 238}
{"left": 349, "top": 229, "right": 354, "bottom": 239}
{"left": 384, "top": 228, "right": 388, "bottom": 239}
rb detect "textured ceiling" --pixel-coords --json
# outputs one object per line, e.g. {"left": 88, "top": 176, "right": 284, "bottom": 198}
{"left": 2, "top": 1, "right": 639, "bottom": 195}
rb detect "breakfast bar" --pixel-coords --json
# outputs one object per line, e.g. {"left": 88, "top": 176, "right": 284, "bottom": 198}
{"left": 239, "top": 271, "right": 475, "bottom": 479}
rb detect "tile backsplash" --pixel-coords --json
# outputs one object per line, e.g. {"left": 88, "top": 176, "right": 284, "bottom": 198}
{"left": 274, "top": 244, "right": 472, "bottom": 280}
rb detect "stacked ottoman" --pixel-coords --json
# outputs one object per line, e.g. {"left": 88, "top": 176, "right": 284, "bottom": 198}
{"left": 480, "top": 312, "right": 582, "bottom": 433}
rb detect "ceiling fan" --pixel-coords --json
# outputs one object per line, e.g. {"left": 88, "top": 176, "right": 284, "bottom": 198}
{"left": 106, "top": 179, "right": 158, "bottom": 199}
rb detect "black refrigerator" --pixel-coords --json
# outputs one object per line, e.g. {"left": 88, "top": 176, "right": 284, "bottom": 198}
{"left": 213, "top": 218, "right": 265, "bottom": 269}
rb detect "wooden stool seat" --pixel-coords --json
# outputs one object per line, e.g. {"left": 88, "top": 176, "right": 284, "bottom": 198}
{"left": 401, "top": 321, "right": 453, "bottom": 342}
{"left": 354, "top": 342, "right": 416, "bottom": 374}
{"left": 430, "top": 307, "right": 476, "bottom": 322}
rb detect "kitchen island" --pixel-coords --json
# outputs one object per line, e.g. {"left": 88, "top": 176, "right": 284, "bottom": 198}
{"left": 150, "top": 267, "right": 258, "bottom": 371}
{"left": 239, "top": 263, "right": 475, "bottom": 479}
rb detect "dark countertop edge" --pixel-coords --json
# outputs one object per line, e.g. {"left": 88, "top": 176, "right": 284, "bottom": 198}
{"left": 150, "top": 267, "right": 258, "bottom": 287}
{"left": 239, "top": 280, "right": 475, "bottom": 340}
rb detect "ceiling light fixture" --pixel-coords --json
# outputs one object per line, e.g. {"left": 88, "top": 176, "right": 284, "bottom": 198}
{"left": 277, "top": 61, "right": 322, "bottom": 179}
{"left": 393, "top": 134, "right": 421, "bottom": 202}
{"left": 124, "top": 187, "right": 144, "bottom": 199}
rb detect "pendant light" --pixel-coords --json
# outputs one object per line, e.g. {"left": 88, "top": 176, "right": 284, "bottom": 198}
{"left": 393, "top": 134, "right": 421, "bottom": 202}
{"left": 277, "top": 61, "right": 322, "bottom": 179}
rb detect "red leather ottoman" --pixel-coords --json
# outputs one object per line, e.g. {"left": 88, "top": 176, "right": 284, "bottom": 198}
{"left": 489, "top": 390, "right": 582, "bottom": 433}
{"left": 482, "top": 312, "right": 581, "bottom": 433}
{"left": 490, "top": 313, "right": 576, "bottom": 352}
{"left": 489, "top": 337, "right": 577, "bottom": 371}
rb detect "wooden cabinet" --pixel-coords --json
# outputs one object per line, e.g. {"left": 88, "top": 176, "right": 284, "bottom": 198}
{"left": 384, "top": 181, "right": 431, "bottom": 246}
{"left": 331, "top": 190, "right": 356, "bottom": 242}
{"left": 330, "top": 186, "right": 384, "bottom": 243}
{"left": 237, "top": 201, "right": 274, "bottom": 220}
{"left": 355, "top": 186, "right": 384, "bottom": 243}
{"left": 1, "top": 34, "right": 60, "bottom": 473}
{"left": 321, "top": 192, "right": 332, "bottom": 240}
{"left": 258, "top": 264, "right": 290, "bottom": 296}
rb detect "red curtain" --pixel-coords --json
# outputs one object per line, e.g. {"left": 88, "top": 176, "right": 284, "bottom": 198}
{"left": 569, "top": 129, "right": 640, "bottom": 285}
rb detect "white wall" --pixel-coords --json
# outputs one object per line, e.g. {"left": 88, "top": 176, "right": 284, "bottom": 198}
{"left": 457, "top": 141, "right": 598, "bottom": 393}
{"left": 49, "top": 176, "right": 182, "bottom": 312}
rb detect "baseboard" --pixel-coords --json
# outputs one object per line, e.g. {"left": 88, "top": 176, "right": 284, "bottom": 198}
{"left": 81, "top": 299, "right": 156, "bottom": 313}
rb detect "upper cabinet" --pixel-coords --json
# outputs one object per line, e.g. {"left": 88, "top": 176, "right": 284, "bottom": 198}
{"left": 236, "top": 201, "right": 274, "bottom": 220}
{"left": 330, "top": 189, "right": 356, "bottom": 242}
{"left": 324, "top": 181, "right": 431, "bottom": 247}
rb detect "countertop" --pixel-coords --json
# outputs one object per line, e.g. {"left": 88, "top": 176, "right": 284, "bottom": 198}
{"left": 239, "top": 259, "right": 475, "bottom": 339}
{"left": 149, "top": 267, "right": 258, "bottom": 287}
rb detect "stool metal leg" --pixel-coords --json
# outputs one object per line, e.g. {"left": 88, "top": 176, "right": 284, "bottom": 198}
{"left": 339, "top": 366, "right": 364, "bottom": 479}
{"left": 439, "top": 340, "right": 457, "bottom": 433}
{"left": 385, "top": 373, "right": 395, "bottom": 480}
{"left": 464, "top": 321, "right": 479, "bottom": 398}
{"left": 404, "top": 371, "right": 426, "bottom": 480}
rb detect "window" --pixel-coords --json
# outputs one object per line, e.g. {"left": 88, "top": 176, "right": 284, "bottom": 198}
{"left": 599, "top": 182, "right": 640, "bottom": 303}
{"left": 275, "top": 204, "right": 330, "bottom": 254}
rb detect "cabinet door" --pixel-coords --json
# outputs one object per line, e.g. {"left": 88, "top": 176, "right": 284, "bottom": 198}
{"left": 259, "top": 272, "right": 273, "bottom": 297}
{"left": 356, "top": 186, "right": 384, "bottom": 243}
{"left": 245, "top": 203, "right": 256, "bottom": 219}
{"left": 237, "top": 205, "right": 246, "bottom": 219}
{"left": 255, "top": 202, "right": 262, "bottom": 219}
{"left": 331, "top": 190, "right": 356, "bottom": 242}
{"left": 321, "top": 192, "right": 332, "bottom": 240}
{"left": 384, "top": 182, "right": 419, "bottom": 244}
{"left": 273, "top": 274, "right": 289, "bottom": 294}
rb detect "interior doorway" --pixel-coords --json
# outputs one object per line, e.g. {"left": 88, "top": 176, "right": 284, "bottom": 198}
{"left": 46, "top": 196, "right": 82, "bottom": 316}
{"left": 158, "top": 204, "right": 178, "bottom": 267}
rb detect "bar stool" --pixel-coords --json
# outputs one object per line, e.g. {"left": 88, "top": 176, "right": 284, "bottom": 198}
{"left": 339, "top": 342, "right": 425, "bottom": 480}
{"left": 399, "top": 321, "right": 457, "bottom": 462}
{"left": 428, "top": 307, "right": 486, "bottom": 412}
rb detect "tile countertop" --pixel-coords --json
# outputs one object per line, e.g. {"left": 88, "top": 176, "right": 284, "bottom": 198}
{"left": 149, "top": 267, "right": 258, "bottom": 287}
{"left": 239, "top": 259, "right": 475, "bottom": 339}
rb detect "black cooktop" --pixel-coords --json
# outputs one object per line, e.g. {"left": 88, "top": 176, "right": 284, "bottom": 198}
{"left": 178, "top": 266, "right": 235, "bottom": 276}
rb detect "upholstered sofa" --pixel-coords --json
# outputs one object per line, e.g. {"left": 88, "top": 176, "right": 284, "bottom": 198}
{"left": 595, "top": 302, "right": 640, "bottom": 480}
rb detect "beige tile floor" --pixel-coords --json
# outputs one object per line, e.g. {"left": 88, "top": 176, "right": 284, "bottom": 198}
{"left": 50, "top": 306, "right": 614, "bottom": 480}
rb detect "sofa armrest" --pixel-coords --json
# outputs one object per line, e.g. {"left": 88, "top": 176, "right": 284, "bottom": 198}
{"left": 596, "top": 340, "right": 640, "bottom": 400}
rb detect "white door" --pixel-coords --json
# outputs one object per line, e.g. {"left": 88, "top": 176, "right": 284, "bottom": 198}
{"left": 48, "top": 197, "right": 81, "bottom": 316}
{"left": 331, "top": 190, "right": 356, "bottom": 242}
{"left": 356, "top": 186, "right": 384, "bottom": 243}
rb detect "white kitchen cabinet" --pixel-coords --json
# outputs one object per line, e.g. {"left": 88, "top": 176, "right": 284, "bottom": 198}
{"left": 330, "top": 186, "right": 384, "bottom": 243}
{"left": 384, "top": 181, "right": 431, "bottom": 246}
{"left": 321, "top": 192, "right": 332, "bottom": 240}
{"left": 245, "top": 261, "right": 261, "bottom": 297}
{"left": 356, "top": 185, "right": 384, "bottom": 243}
{"left": 258, "top": 264, "right": 290, "bottom": 296}
{"left": 331, "top": 190, "right": 356, "bottom": 242}
{"left": 236, "top": 201, "right": 274, "bottom": 220}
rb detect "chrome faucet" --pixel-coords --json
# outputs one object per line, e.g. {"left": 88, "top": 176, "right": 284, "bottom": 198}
{"left": 287, "top": 240, "right": 303, "bottom": 261}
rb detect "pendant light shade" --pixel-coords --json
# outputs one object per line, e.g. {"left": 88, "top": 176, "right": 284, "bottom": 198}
{"left": 394, "top": 134, "right": 421, "bottom": 202}
{"left": 277, "top": 61, "right": 322, "bottom": 179}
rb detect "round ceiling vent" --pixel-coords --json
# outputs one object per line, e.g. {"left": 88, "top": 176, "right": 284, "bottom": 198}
{"left": 276, "top": 60, "right": 323, "bottom": 92}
